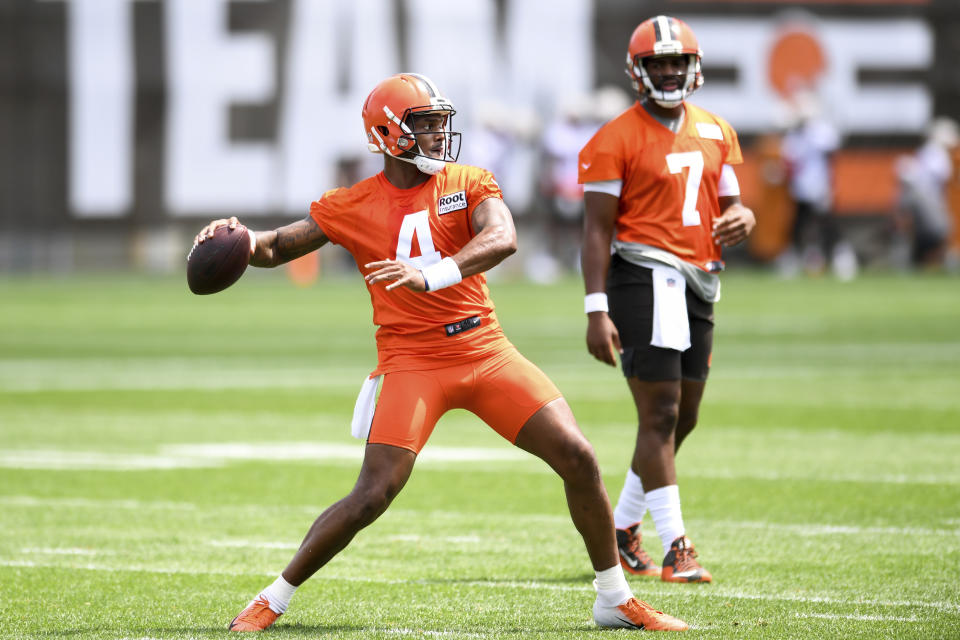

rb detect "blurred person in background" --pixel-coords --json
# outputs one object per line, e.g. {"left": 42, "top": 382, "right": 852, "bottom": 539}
{"left": 534, "top": 87, "right": 632, "bottom": 281}
{"left": 579, "top": 16, "right": 754, "bottom": 584}
{"left": 195, "top": 72, "right": 687, "bottom": 633}
{"left": 893, "top": 116, "right": 959, "bottom": 270}
{"left": 778, "top": 90, "right": 858, "bottom": 280}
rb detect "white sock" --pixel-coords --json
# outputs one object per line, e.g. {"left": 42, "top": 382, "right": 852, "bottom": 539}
{"left": 646, "top": 485, "right": 685, "bottom": 557}
{"left": 260, "top": 575, "right": 298, "bottom": 614}
{"left": 613, "top": 468, "right": 646, "bottom": 530}
{"left": 593, "top": 565, "right": 633, "bottom": 607}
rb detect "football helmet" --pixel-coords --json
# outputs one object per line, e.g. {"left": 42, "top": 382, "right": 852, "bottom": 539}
{"left": 362, "top": 73, "right": 460, "bottom": 175}
{"left": 625, "top": 15, "right": 703, "bottom": 108}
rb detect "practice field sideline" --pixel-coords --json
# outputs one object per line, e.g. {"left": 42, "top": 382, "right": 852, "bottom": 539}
{"left": 1, "top": 271, "right": 958, "bottom": 639}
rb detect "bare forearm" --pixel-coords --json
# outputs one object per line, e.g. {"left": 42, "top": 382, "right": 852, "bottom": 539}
{"left": 581, "top": 234, "right": 611, "bottom": 294}
{"left": 452, "top": 223, "right": 517, "bottom": 278}
{"left": 454, "top": 197, "right": 518, "bottom": 278}
{"left": 251, "top": 219, "right": 328, "bottom": 268}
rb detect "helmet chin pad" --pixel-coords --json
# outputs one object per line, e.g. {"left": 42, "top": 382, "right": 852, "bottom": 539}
{"left": 651, "top": 95, "right": 684, "bottom": 108}
{"left": 413, "top": 155, "right": 446, "bottom": 175}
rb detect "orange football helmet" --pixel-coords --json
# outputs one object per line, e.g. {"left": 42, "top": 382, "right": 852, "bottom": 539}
{"left": 625, "top": 15, "right": 704, "bottom": 108}
{"left": 362, "top": 73, "right": 460, "bottom": 175}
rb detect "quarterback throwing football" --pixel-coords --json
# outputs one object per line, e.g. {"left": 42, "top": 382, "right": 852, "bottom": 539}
{"left": 579, "top": 17, "right": 756, "bottom": 583}
{"left": 195, "top": 73, "right": 687, "bottom": 632}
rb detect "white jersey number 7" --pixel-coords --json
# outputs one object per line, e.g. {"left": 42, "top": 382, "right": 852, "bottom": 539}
{"left": 666, "top": 151, "right": 704, "bottom": 227}
{"left": 396, "top": 209, "right": 442, "bottom": 268}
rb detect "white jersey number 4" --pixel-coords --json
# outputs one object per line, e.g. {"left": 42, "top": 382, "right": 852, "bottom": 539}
{"left": 666, "top": 151, "right": 704, "bottom": 227}
{"left": 396, "top": 209, "right": 442, "bottom": 268}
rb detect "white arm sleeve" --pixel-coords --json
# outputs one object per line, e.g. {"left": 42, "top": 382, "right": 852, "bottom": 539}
{"left": 717, "top": 164, "right": 740, "bottom": 197}
{"left": 583, "top": 180, "right": 623, "bottom": 198}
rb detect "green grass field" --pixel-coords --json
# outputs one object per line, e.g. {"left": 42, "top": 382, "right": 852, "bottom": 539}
{"left": 2, "top": 269, "right": 959, "bottom": 639}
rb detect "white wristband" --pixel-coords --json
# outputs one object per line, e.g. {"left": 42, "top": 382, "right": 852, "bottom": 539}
{"left": 584, "top": 292, "right": 609, "bottom": 314}
{"left": 421, "top": 257, "right": 462, "bottom": 292}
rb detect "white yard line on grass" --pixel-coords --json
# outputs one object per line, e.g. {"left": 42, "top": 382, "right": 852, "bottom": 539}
{"left": 204, "top": 535, "right": 483, "bottom": 550}
{"left": 2, "top": 445, "right": 957, "bottom": 486}
{"left": 378, "top": 629, "right": 488, "bottom": 638}
{"left": 207, "top": 540, "right": 299, "bottom": 550}
{"left": 795, "top": 612, "right": 920, "bottom": 622}
{"left": 3, "top": 558, "right": 959, "bottom": 614}
{"left": 4, "top": 496, "right": 958, "bottom": 538}
{"left": 0, "top": 450, "right": 222, "bottom": 471}
{"left": 0, "top": 443, "right": 530, "bottom": 471}
{"left": 19, "top": 547, "right": 109, "bottom": 556}
{"left": 681, "top": 468, "right": 960, "bottom": 486}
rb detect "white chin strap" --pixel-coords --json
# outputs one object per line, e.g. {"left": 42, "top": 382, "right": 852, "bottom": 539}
{"left": 412, "top": 155, "right": 446, "bottom": 175}
{"left": 400, "top": 140, "right": 448, "bottom": 175}
{"left": 392, "top": 152, "right": 445, "bottom": 175}
{"left": 651, "top": 92, "right": 684, "bottom": 108}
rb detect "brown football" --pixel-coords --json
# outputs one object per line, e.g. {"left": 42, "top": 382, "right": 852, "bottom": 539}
{"left": 186, "top": 224, "right": 253, "bottom": 295}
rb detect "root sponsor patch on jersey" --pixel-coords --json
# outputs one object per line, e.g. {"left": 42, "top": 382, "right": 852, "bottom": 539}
{"left": 438, "top": 190, "right": 467, "bottom": 215}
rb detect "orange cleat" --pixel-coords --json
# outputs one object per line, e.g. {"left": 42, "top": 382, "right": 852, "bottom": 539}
{"left": 616, "top": 524, "right": 661, "bottom": 576}
{"left": 661, "top": 536, "right": 712, "bottom": 583}
{"left": 594, "top": 596, "right": 689, "bottom": 631}
{"left": 228, "top": 596, "right": 281, "bottom": 632}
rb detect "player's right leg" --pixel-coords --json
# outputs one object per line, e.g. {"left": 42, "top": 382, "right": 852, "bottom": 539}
{"left": 229, "top": 443, "right": 418, "bottom": 631}
{"left": 230, "top": 371, "right": 447, "bottom": 631}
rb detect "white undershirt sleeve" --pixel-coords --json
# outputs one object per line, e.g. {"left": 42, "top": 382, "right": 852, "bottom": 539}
{"left": 583, "top": 180, "right": 623, "bottom": 198}
{"left": 717, "top": 164, "right": 741, "bottom": 197}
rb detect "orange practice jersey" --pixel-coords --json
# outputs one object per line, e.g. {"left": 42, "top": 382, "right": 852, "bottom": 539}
{"left": 310, "top": 164, "right": 509, "bottom": 374}
{"left": 578, "top": 101, "right": 742, "bottom": 271}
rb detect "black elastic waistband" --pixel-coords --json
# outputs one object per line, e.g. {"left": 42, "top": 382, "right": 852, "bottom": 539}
{"left": 444, "top": 316, "right": 481, "bottom": 337}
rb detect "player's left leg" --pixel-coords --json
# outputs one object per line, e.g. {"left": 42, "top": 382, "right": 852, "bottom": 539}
{"left": 514, "top": 398, "right": 686, "bottom": 631}
{"left": 655, "top": 295, "right": 714, "bottom": 583}
{"left": 674, "top": 378, "right": 706, "bottom": 452}
{"left": 466, "top": 349, "right": 686, "bottom": 631}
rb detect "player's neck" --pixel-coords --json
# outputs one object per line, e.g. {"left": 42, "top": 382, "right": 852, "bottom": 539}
{"left": 641, "top": 98, "right": 684, "bottom": 129}
{"left": 382, "top": 156, "right": 432, "bottom": 190}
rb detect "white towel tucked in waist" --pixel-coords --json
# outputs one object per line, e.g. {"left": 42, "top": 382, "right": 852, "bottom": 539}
{"left": 650, "top": 265, "right": 691, "bottom": 351}
{"left": 350, "top": 374, "right": 382, "bottom": 440}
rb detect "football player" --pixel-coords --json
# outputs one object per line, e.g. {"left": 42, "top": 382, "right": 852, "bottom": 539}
{"left": 195, "top": 73, "right": 687, "bottom": 632}
{"left": 579, "top": 16, "right": 755, "bottom": 583}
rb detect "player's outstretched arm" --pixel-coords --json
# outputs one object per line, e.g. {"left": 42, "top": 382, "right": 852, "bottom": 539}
{"left": 195, "top": 216, "right": 329, "bottom": 268}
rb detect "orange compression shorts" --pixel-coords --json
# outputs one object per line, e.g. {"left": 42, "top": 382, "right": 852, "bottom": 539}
{"left": 367, "top": 345, "right": 563, "bottom": 454}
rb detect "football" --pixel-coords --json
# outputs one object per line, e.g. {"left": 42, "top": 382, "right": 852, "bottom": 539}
{"left": 186, "top": 224, "right": 254, "bottom": 295}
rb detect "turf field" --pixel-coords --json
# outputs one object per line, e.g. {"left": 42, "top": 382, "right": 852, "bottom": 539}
{"left": 1, "top": 268, "right": 958, "bottom": 639}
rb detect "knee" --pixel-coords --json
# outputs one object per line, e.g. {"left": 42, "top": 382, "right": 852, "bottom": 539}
{"left": 555, "top": 437, "right": 602, "bottom": 485}
{"left": 642, "top": 398, "right": 680, "bottom": 440}
{"left": 345, "top": 481, "right": 399, "bottom": 528}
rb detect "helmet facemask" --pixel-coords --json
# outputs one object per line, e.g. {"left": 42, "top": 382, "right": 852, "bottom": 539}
{"left": 367, "top": 104, "right": 461, "bottom": 175}
{"left": 630, "top": 53, "right": 702, "bottom": 108}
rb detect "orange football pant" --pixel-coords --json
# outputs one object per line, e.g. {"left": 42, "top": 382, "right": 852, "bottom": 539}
{"left": 368, "top": 346, "right": 562, "bottom": 454}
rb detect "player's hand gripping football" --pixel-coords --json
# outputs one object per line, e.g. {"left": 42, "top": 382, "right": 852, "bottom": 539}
{"left": 712, "top": 203, "right": 756, "bottom": 247}
{"left": 364, "top": 259, "right": 427, "bottom": 292}
{"left": 586, "top": 312, "right": 623, "bottom": 367}
{"left": 194, "top": 217, "right": 250, "bottom": 248}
